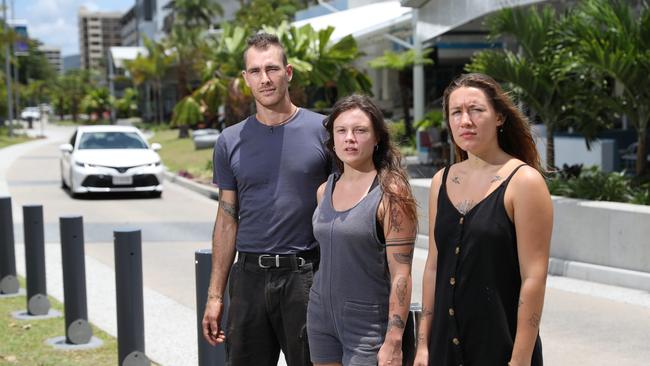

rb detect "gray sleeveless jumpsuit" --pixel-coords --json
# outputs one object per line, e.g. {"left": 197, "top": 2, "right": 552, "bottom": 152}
{"left": 307, "top": 173, "right": 391, "bottom": 365}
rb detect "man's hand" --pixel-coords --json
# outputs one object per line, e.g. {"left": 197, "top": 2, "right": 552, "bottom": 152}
{"left": 377, "top": 336, "right": 403, "bottom": 366}
{"left": 202, "top": 298, "right": 225, "bottom": 346}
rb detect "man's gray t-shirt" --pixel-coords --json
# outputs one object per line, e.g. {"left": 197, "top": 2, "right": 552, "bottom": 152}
{"left": 213, "top": 108, "right": 330, "bottom": 254}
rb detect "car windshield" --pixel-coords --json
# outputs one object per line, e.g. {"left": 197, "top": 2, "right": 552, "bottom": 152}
{"left": 77, "top": 132, "right": 148, "bottom": 150}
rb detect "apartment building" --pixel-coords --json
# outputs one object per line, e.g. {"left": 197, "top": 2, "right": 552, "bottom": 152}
{"left": 78, "top": 6, "right": 123, "bottom": 72}
{"left": 38, "top": 46, "right": 63, "bottom": 74}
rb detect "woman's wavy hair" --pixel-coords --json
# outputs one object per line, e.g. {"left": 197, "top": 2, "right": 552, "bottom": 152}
{"left": 323, "top": 94, "right": 417, "bottom": 225}
{"left": 442, "top": 73, "right": 543, "bottom": 172}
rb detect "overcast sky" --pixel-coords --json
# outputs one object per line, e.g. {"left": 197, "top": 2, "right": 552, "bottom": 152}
{"left": 13, "top": 0, "right": 134, "bottom": 57}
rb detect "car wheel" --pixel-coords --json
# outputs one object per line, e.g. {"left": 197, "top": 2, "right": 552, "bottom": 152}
{"left": 69, "top": 170, "right": 79, "bottom": 198}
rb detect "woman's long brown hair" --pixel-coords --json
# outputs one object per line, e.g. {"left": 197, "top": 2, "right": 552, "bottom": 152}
{"left": 442, "top": 73, "right": 543, "bottom": 172}
{"left": 323, "top": 94, "right": 418, "bottom": 225}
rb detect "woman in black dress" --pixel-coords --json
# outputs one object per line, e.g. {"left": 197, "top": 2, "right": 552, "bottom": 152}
{"left": 414, "top": 73, "right": 552, "bottom": 366}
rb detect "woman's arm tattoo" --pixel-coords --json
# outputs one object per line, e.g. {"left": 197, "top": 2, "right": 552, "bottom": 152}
{"left": 396, "top": 277, "right": 408, "bottom": 306}
{"left": 392, "top": 247, "right": 414, "bottom": 264}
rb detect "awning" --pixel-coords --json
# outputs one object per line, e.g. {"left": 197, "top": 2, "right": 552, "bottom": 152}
{"left": 292, "top": 1, "right": 412, "bottom": 42}
{"left": 108, "top": 46, "right": 147, "bottom": 69}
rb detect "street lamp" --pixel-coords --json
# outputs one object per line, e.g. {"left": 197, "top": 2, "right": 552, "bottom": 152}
{"left": 2, "top": 0, "right": 15, "bottom": 137}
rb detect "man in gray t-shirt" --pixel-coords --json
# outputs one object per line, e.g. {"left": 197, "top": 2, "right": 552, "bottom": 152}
{"left": 201, "top": 33, "right": 329, "bottom": 366}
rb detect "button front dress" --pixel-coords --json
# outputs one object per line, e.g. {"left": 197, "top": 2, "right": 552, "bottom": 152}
{"left": 428, "top": 165, "right": 543, "bottom": 366}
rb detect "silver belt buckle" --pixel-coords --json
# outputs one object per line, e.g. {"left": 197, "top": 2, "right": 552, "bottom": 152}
{"left": 297, "top": 257, "right": 306, "bottom": 267}
{"left": 258, "top": 254, "right": 279, "bottom": 268}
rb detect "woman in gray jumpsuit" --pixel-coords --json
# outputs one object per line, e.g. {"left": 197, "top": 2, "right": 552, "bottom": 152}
{"left": 308, "top": 95, "right": 418, "bottom": 366}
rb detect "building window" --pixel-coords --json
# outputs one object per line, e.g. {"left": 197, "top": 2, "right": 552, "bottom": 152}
{"left": 143, "top": 0, "right": 156, "bottom": 21}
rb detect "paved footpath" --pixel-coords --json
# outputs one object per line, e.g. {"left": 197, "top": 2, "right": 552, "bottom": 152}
{"left": 2, "top": 123, "right": 650, "bottom": 365}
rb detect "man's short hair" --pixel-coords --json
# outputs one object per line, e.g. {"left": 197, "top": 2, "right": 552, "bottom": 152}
{"left": 243, "top": 33, "right": 288, "bottom": 67}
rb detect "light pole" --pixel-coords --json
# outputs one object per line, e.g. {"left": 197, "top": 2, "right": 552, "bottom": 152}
{"left": 2, "top": 0, "right": 15, "bottom": 137}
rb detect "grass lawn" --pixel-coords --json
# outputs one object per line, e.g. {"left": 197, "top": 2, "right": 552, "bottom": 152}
{"left": 0, "top": 278, "right": 118, "bottom": 365}
{"left": 149, "top": 129, "right": 214, "bottom": 183}
{"left": 0, "top": 128, "right": 32, "bottom": 149}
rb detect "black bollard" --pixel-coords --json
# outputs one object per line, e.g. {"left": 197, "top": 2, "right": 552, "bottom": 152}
{"left": 114, "top": 229, "right": 150, "bottom": 366}
{"left": 23, "top": 205, "right": 50, "bottom": 315}
{"left": 60, "top": 216, "right": 92, "bottom": 344}
{"left": 0, "top": 197, "right": 19, "bottom": 294}
{"left": 195, "top": 249, "right": 228, "bottom": 366}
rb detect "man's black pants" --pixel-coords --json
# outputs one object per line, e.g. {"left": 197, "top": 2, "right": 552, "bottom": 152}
{"left": 225, "top": 253, "right": 317, "bottom": 366}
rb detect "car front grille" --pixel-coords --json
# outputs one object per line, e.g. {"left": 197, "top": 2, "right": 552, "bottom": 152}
{"left": 81, "top": 174, "right": 160, "bottom": 188}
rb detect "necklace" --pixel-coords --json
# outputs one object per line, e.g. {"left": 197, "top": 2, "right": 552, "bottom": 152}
{"left": 262, "top": 107, "right": 299, "bottom": 129}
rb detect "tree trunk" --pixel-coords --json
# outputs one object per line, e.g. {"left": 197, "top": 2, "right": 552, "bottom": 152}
{"left": 636, "top": 128, "right": 647, "bottom": 177}
{"left": 156, "top": 81, "right": 164, "bottom": 124}
{"left": 546, "top": 123, "right": 555, "bottom": 170}
{"left": 178, "top": 124, "right": 190, "bottom": 138}
{"left": 399, "top": 71, "right": 412, "bottom": 143}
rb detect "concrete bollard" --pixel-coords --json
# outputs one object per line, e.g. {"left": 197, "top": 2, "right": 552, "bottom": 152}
{"left": 60, "top": 216, "right": 92, "bottom": 344}
{"left": 0, "top": 197, "right": 19, "bottom": 294}
{"left": 195, "top": 249, "right": 228, "bottom": 366}
{"left": 114, "top": 229, "right": 151, "bottom": 366}
{"left": 23, "top": 205, "right": 50, "bottom": 315}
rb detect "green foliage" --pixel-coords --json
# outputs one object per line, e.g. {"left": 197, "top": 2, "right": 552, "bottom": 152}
{"left": 235, "top": 0, "right": 306, "bottom": 29}
{"left": 415, "top": 109, "right": 444, "bottom": 130}
{"left": 388, "top": 120, "right": 415, "bottom": 148}
{"left": 467, "top": 4, "right": 614, "bottom": 168}
{"left": 81, "top": 88, "right": 113, "bottom": 120}
{"left": 566, "top": 0, "right": 650, "bottom": 175}
{"left": 115, "top": 88, "right": 139, "bottom": 118}
{"left": 171, "top": 95, "right": 203, "bottom": 127}
{"left": 369, "top": 48, "right": 433, "bottom": 71}
{"left": 547, "top": 166, "right": 649, "bottom": 205}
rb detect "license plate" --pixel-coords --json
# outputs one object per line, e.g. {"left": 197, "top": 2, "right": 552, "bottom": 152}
{"left": 112, "top": 176, "right": 133, "bottom": 185}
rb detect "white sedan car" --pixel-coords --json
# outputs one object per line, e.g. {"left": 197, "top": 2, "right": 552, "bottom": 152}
{"left": 59, "top": 126, "right": 164, "bottom": 197}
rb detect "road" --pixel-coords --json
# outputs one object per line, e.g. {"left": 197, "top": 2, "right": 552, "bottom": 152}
{"left": 3, "top": 124, "right": 650, "bottom": 365}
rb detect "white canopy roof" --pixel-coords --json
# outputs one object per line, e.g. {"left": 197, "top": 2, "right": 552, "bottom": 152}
{"left": 108, "top": 47, "right": 147, "bottom": 69}
{"left": 292, "top": 1, "right": 412, "bottom": 42}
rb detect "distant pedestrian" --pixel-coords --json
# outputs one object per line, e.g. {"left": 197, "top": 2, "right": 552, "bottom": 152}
{"left": 201, "top": 33, "right": 330, "bottom": 366}
{"left": 308, "top": 94, "right": 418, "bottom": 366}
{"left": 414, "top": 73, "right": 552, "bottom": 366}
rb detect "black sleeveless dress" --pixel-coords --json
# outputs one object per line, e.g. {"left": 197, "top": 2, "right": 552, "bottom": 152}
{"left": 428, "top": 164, "right": 543, "bottom": 366}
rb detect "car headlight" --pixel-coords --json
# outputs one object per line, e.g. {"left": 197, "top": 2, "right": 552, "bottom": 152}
{"left": 149, "top": 161, "right": 161, "bottom": 167}
{"left": 75, "top": 161, "right": 96, "bottom": 168}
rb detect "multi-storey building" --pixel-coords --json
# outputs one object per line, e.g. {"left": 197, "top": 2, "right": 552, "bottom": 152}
{"left": 78, "top": 6, "right": 123, "bottom": 73}
{"left": 38, "top": 46, "right": 63, "bottom": 74}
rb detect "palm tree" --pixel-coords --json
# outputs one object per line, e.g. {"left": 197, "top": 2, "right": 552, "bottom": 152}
{"left": 467, "top": 5, "right": 612, "bottom": 169}
{"left": 81, "top": 88, "right": 113, "bottom": 122}
{"left": 163, "top": 0, "right": 223, "bottom": 33}
{"left": 567, "top": 0, "right": 650, "bottom": 176}
{"left": 125, "top": 38, "right": 173, "bottom": 124}
{"left": 369, "top": 48, "right": 433, "bottom": 141}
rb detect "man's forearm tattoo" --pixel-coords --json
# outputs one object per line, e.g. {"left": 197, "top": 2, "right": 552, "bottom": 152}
{"left": 387, "top": 314, "right": 405, "bottom": 332}
{"left": 528, "top": 312, "right": 541, "bottom": 328}
{"left": 392, "top": 247, "right": 414, "bottom": 264}
{"left": 396, "top": 277, "right": 407, "bottom": 306}
{"left": 220, "top": 201, "right": 239, "bottom": 221}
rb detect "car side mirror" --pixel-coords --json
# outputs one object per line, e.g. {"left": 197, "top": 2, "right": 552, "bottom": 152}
{"left": 59, "top": 143, "right": 73, "bottom": 153}
{"left": 151, "top": 143, "right": 162, "bottom": 151}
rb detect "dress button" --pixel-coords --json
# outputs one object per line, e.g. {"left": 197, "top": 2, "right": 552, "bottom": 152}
{"left": 452, "top": 337, "right": 460, "bottom": 345}
{"left": 459, "top": 217, "right": 464, "bottom": 224}
{"left": 455, "top": 246, "right": 460, "bottom": 255}
{"left": 450, "top": 277, "right": 456, "bottom": 286}
{"left": 448, "top": 308, "right": 455, "bottom": 316}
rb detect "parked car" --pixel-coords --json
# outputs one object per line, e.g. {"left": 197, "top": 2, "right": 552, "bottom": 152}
{"left": 59, "top": 125, "right": 164, "bottom": 197}
{"left": 20, "top": 107, "right": 41, "bottom": 121}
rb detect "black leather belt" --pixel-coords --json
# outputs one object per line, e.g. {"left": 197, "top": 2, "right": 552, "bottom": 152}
{"left": 238, "top": 248, "right": 319, "bottom": 269}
